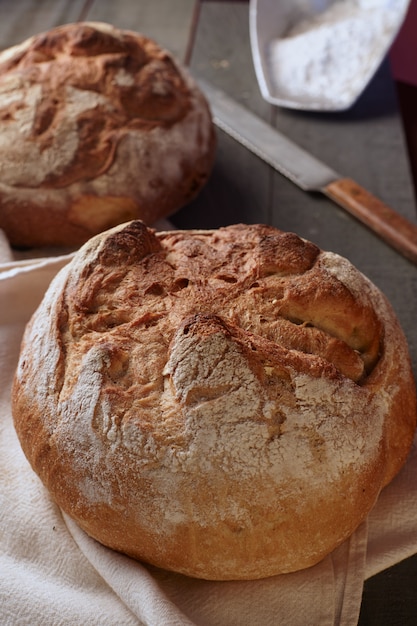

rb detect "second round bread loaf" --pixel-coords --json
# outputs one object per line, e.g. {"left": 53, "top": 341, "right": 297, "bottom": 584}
{"left": 0, "top": 23, "right": 215, "bottom": 247}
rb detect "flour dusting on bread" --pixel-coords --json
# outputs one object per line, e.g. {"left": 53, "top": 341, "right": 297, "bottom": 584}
{"left": 12, "top": 222, "right": 417, "bottom": 580}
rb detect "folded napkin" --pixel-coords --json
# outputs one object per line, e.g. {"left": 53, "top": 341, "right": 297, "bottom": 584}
{"left": 1, "top": 231, "right": 417, "bottom": 626}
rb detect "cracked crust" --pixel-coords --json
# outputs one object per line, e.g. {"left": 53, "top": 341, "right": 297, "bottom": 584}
{"left": 12, "top": 221, "right": 417, "bottom": 579}
{"left": 0, "top": 22, "right": 215, "bottom": 247}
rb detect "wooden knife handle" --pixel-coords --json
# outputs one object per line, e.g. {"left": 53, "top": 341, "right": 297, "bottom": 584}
{"left": 323, "top": 178, "right": 417, "bottom": 265}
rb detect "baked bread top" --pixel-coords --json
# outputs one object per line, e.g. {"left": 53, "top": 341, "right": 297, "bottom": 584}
{"left": 12, "top": 221, "right": 417, "bottom": 579}
{"left": 0, "top": 22, "right": 215, "bottom": 247}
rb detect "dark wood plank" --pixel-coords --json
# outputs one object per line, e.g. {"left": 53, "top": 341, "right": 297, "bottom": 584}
{"left": 174, "top": 0, "right": 271, "bottom": 230}
{"left": 0, "top": 0, "right": 198, "bottom": 64}
{"left": 0, "top": 0, "right": 87, "bottom": 48}
{"left": 85, "top": 0, "right": 197, "bottom": 62}
{"left": 359, "top": 556, "right": 417, "bottom": 626}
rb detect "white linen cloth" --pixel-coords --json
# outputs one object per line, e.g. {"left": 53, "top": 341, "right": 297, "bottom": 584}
{"left": 1, "top": 231, "right": 417, "bottom": 626}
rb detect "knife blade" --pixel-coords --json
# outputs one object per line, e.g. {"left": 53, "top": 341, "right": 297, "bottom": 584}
{"left": 198, "top": 78, "right": 417, "bottom": 265}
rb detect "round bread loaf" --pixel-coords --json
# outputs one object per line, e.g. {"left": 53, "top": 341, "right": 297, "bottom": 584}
{"left": 0, "top": 22, "right": 215, "bottom": 248}
{"left": 12, "top": 221, "right": 417, "bottom": 580}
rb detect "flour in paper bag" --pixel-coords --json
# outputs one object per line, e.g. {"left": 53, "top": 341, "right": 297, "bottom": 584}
{"left": 268, "top": 1, "right": 401, "bottom": 107}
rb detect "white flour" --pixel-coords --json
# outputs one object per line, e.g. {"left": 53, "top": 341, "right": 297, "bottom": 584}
{"left": 268, "top": 1, "right": 402, "bottom": 108}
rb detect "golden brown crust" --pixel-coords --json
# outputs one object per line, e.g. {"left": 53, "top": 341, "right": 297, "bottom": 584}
{"left": 12, "top": 222, "right": 417, "bottom": 579}
{"left": 0, "top": 22, "right": 215, "bottom": 247}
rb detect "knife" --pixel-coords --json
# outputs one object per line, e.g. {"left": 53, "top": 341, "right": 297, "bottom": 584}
{"left": 197, "top": 78, "right": 417, "bottom": 266}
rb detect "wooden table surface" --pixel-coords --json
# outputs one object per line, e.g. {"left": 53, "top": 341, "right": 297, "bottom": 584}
{"left": 1, "top": 1, "right": 417, "bottom": 623}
